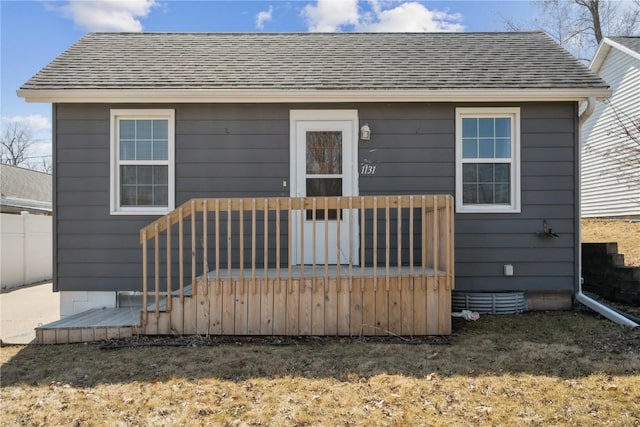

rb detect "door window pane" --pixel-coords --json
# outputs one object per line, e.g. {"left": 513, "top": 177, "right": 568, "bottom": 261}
{"left": 306, "top": 178, "right": 342, "bottom": 220}
{"left": 306, "top": 131, "right": 342, "bottom": 174}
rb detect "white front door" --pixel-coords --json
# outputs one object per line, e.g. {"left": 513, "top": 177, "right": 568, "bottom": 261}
{"left": 290, "top": 110, "right": 359, "bottom": 265}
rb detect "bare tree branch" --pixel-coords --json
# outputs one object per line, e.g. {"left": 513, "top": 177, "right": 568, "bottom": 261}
{"left": 0, "top": 120, "right": 52, "bottom": 173}
{"left": 502, "top": 0, "right": 640, "bottom": 61}
{"left": 1, "top": 121, "right": 35, "bottom": 166}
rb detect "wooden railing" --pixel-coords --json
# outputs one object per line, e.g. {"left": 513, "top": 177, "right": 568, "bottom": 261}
{"left": 140, "top": 194, "right": 454, "bottom": 334}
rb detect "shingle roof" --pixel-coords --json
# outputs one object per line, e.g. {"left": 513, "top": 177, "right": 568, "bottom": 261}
{"left": 608, "top": 36, "right": 640, "bottom": 55}
{"left": 0, "top": 164, "right": 52, "bottom": 213}
{"left": 20, "top": 32, "right": 608, "bottom": 93}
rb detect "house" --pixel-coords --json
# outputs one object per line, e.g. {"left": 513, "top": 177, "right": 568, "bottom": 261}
{"left": 0, "top": 164, "right": 51, "bottom": 215}
{"left": 582, "top": 36, "right": 640, "bottom": 218}
{"left": 18, "top": 32, "right": 612, "bottom": 339}
{"left": 0, "top": 164, "right": 52, "bottom": 289}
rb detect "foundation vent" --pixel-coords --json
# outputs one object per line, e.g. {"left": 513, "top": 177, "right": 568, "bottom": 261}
{"left": 452, "top": 291, "right": 527, "bottom": 314}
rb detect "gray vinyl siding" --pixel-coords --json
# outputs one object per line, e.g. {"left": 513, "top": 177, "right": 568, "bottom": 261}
{"left": 54, "top": 102, "right": 578, "bottom": 293}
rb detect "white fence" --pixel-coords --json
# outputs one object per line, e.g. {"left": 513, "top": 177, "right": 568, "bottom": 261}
{"left": 1, "top": 212, "right": 52, "bottom": 290}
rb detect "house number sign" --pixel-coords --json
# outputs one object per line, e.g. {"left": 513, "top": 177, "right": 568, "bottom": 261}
{"left": 360, "top": 162, "right": 377, "bottom": 175}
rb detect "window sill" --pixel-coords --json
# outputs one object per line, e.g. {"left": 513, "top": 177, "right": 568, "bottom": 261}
{"left": 456, "top": 205, "right": 521, "bottom": 214}
{"left": 110, "top": 208, "right": 172, "bottom": 216}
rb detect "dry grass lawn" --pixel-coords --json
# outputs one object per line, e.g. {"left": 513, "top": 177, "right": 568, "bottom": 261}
{"left": 2, "top": 312, "right": 639, "bottom": 426}
{"left": 582, "top": 219, "right": 640, "bottom": 266}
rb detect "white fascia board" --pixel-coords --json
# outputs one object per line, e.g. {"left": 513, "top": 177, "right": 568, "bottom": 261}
{"left": 17, "top": 88, "right": 612, "bottom": 103}
{"left": 605, "top": 39, "right": 640, "bottom": 62}
{"left": 591, "top": 38, "right": 640, "bottom": 73}
{"left": 590, "top": 40, "right": 611, "bottom": 73}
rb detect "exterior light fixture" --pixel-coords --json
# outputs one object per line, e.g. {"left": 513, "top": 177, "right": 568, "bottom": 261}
{"left": 360, "top": 123, "right": 371, "bottom": 141}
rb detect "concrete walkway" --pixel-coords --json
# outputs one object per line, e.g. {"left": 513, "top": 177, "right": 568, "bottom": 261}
{"left": 1, "top": 282, "right": 60, "bottom": 344}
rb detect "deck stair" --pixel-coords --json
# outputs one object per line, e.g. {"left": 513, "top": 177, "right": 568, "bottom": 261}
{"left": 36, "top": 307, "right": 142, "bottom": 344}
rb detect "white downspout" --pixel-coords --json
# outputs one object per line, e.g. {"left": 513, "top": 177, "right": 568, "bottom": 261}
{"left": 576, "top": 97, "right": 638, "bottom": 328}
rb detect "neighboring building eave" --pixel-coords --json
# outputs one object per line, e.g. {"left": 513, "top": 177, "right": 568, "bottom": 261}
{"left": 0, "top": 196, "right": 52, "bottom": 213}
{"left": 17, "top": 88, "right": 612, "bottom": 104}
{"left": 590, "top": 37, "right": 640, "bottom": 73}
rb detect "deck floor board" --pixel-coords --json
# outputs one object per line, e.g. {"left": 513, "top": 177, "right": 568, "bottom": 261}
{"left": 37, "top": 308, "right": 141, "bottom": 329}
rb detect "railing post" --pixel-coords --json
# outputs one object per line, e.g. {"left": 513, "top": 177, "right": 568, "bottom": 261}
{"left": 312, "top": 197, "right": 317, "bottom": 292}
{"left": 433, "top": 196, "right": 439, "bottom": 282}
{"left": 348, "top": 197, "right": 353, "bottom": 292}
{"left": 203, "top": 199, "right": 208, "bottom": 295}
{"left": 142, "top": 230, "right": 147, "bottom": 326}
{"left": 397, "top": 195, "right": 402, "bottom": 290}
{"left": 179, "top": 207, "right": 184, "bottom": 302}
{"left": 385, "top": 196, "right": 390, "bottom": 292}
{"left": 299, "top": 198, "right": 305, "bottom": 289}
{"left": 324, "top": 197, "right": 329, "bottom": 289}
{"left": 446, "top": 195, "right": 455, "bottom": 290}
{"left": 251, "top": 199, "right": 257, "bottom": 293}
{"left": 360, "top": 196, "right": 365, "bottom": 282}
{"left": 166, "top": 216, "right": 172, "bottom": 312}
{"left": 336, "top": 196, "right": 341, "bottom": 292}
{"left": 239, "top": 199, "right": 245, "bottom": 293}
{"left": 191, "top": 199, "right": 196, "bottom": 293}
{"left": 215, "top": 199, "right": 220, "bottom": 293}
{"left": 227, "top": 199, "right": 232, "bottom": 292}
{"left": 421, "top": 195, "right": 427, "bottom": 290}
{"left": 276, "top": 198, "right": 282, "bottom": 291}
{"left": 264, "top": 198, "right": 269, "bottom": 294}
{"left": 409, "top": 196, "right": 414, "bottom": 291}
{"left": 154, "top": 223, "right": 160, "bottom": 321}
{"left": 287, "top": 198, "right": 293, "bottom": 293}
{"left": 373, "top": 196, "right": 378, "bottom": 291}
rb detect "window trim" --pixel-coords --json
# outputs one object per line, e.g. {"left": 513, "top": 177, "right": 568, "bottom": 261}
{"left": 455, "top": 107, "right": 521, "bottom": 214}
{"left": 110, "top": 109, "right": 175, "bottom": 215}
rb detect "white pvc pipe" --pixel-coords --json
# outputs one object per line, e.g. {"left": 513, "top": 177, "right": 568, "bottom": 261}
{"left": 576, "top": 96, "right": 638, "bottom": 328}
{"left": 576, "top": 290, "right": 638, "bottom": 328}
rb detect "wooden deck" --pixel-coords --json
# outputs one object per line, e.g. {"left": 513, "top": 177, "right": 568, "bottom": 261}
{"left": 37, "top": 194, "right": 455, "bottom": 344}
{"left": 36, "top": 308, "right": 142, "bottom": 344}
{"left": 141, "top": 195, "right": 455, "bottom": 338}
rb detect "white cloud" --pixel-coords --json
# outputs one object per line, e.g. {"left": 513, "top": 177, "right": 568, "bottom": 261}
{"left": 302, "top": 0, "right": 464, "bottom": 33}
{"left": 357, "top": 2, "right": 463, "bottom": 32}
{"left": 256, "top": 5, "right": 273, "bottom": 30}
{"left": 303, "top": 0, "right": 359, "bottom": 32}
{"left": 59, "top": 0, "right": 157, "bottom": 32}
{"left": 1, "top": 115, "right": 52, "bottom": 132}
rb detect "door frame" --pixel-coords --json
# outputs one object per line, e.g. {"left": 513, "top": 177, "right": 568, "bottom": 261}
{"left": 289, "top": 109, "right": 360, "bottom": 264}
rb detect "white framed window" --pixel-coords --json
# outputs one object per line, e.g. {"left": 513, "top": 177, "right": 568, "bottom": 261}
{"left": 455, "top": 107, "right": 521, "bottom": 213}
{"left": 110, "top": 109, "right": 175, "bottom": 215}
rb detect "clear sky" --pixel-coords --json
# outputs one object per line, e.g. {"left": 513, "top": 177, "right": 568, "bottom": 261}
{"left": 1, "top": 0, "right": 538, "bottom": 158}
